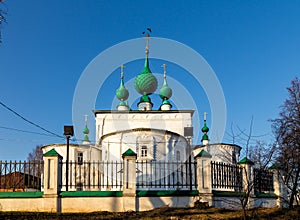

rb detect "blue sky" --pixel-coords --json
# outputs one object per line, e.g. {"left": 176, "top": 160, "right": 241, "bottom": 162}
{"left": 0, "top": 1, "right": 299, "bottom": 160}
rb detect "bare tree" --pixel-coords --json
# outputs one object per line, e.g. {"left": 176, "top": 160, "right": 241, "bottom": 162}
{"left": 26, "top": 145, "right": 43, "bottom": 181}
{"left": 27, "top": 145, "right": 43, "bottom": 161}
{"left": 249, "top": 141, "right": 276, "bottom": 169}
{"left": 272, "top": 77, "right": 300, "bottom": 208}
{"left": 224, "top": 118, "right": 275, "bottom": 219}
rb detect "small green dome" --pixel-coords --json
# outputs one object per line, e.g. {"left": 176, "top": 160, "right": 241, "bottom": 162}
{"left": 83, "top": 135, "right": 90, "bottom": 142}
{"left": 201, "top": 133, "right": 209, "bottom": 141}
{"left": 116, "top": 80, "right": 129, "bottom": 101}
{"left": 201, "top": 123, "right": 209, "bottom": 133}
{"left": 159, "top": 79, "right": 172, "bottom": 99}
{"left": 134, "top": 57, "right": 158, "bottom": 95}
{"left": 83, "top": 125, "right": 89, "bottom": 134}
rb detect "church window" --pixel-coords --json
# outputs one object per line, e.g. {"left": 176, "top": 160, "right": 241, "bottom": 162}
{"left": 141, "top": 146, "right": 148, "bottom": 157}
{"left": 78, "top": 152, "right": 83, "bottom": 165}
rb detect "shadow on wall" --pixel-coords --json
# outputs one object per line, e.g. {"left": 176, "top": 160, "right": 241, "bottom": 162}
{"left": 136, "top": 195, "right": 191, "bottom": 211}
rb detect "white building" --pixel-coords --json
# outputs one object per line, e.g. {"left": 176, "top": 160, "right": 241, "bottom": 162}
{"left": 42, "top": 34, "right": 241, "bottom": 166}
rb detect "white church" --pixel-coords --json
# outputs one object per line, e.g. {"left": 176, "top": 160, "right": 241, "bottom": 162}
{"left": 42, "top": 35, "right": 241, "bottom": 167}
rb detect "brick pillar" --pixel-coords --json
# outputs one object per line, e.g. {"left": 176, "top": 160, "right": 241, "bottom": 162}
{"left": 194, "top": 149, "right": 213, "bottom": 206}
{"left": 122, "top": 148, "right": 137, "bottom": 211}
{"left": 43, "top": 148, "right": 62, "bottom": 212}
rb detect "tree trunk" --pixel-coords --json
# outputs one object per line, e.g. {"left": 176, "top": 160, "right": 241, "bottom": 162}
{"left": 289, "top": 167, "right": 300, "bottom": 208}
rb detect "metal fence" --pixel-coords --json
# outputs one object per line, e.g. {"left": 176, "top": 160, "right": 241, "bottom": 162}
{"left": 136, "top": 160, "right": 197, "bottom": 190}
{"left": 60, "top": 161, "right": 123, "bottom": 191}
{"left": 211, "top": 161, "right": 243, "bottom": 191}
{"left": 0, "top": 160, "right": 43, "bottom": 192}
{"left": 253, "top": 168, "right": 274, "bottom": 193}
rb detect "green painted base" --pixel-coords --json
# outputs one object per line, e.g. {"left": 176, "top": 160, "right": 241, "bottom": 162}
{"left": 60, "top": 191, "right": 123, "bottom": 197}
{"left": 0, "top": 191, "right": 43, "bottom": 198}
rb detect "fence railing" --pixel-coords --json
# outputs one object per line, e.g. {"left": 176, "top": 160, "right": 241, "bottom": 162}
{"left": 136, "top": 160, "right": 197, "bottom": 190}
{"left": 60, "top": 161, "right": 123, "bottom": 191}
{"left": 0, "top": 160, "right": 43, "bottom": 192}
{"left": 0, "top": 159, "right": 276, "bottom": 194}
{"left": 253, "top": 168, "right": 274, "bottom": 193}
{"left": 211, "top": 161, "right": 243, "bottom": 191}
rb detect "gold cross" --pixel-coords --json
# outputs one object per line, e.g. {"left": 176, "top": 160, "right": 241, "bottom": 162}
{"left": 120, "top": 65, "right": 125, "bottom": 79}
{"left": 161, "top": 64, "right": 167, "bottom": 78}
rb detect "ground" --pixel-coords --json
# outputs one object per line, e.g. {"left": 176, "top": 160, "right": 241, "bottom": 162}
{"left": 0, "top": 207, "right": 299, "bottom": 219}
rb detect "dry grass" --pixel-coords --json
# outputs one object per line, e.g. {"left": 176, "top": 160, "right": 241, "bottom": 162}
{"left": 0, "top": 207, "right": 299, "bottom": 220}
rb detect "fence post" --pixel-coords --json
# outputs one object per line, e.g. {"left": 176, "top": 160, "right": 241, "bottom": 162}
{"left": 269, "top": 165, "right": 288, "bottom": 208}
{"left": 122, "top": 148, "right": 137, "bottom": 211}
{"left": 238, "top": 157, "right": 254, "bottom": 208}
{"left": 43, "top": 148, "right": 62, "bottom": 212}
{"left": 194, "top": 149, "right": 213, "bottom": 206}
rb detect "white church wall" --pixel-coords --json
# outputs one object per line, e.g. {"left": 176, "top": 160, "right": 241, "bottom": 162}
{"left": 95, "top": 111, "right": 193, "bottom": 144}
{"left": 100, "top": 130, "right": 188, "bottom": 162}
{"left": 193, "top": 144, "right": 241, "bottom": 164}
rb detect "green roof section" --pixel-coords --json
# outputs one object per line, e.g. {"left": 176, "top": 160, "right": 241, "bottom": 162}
{"left": 194, "top": 149, "right": 212, "bottom": 158}
{"left": 238, "top": 157, "right": 254, "bottom": 165}
{"left": 122, "top": 148, "right": 137, "bottom": 157}
{"left": 43, "top": 148, "right": 62, "bottom": 158}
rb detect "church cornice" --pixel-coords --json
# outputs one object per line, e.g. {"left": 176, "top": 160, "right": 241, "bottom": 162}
{"left": 93, "top": 110, "right": 194, "bottom": 116}
{"left": 99, "top": 127, "right": 187, "bottom": 143}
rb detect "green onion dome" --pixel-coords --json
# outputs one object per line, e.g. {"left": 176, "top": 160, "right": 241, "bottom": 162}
{"left": 116, "top": 79, "right": 129, "bottom": 101}
{"left": 134, "top": 56, "right": 158, "bottom": 95}
{"left": 83, "top": 125, "right": 89, "bottom": 135}
{"left": 201, "top": 122, "right": 209, "bottom": 133}
{"left": 159, "top": 78, "right": 172, "bottom": 99}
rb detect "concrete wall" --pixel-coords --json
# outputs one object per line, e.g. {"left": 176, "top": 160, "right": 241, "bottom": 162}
{"left": 0, "top": 197, "right": 57, "bottom": 212}
{"left": 0, "top": 195, "right": 279, "bottom": 212}
{"left": 61, "top": 197, "right": 124, "bottom": 212}
{"left": 136, "top": 196, "right": 195, "bottom": 211}
{"left": 252, "top": 197, "right": 277, "bottom": 208}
